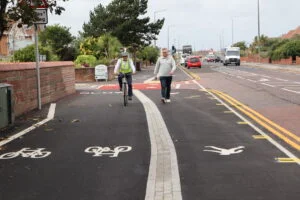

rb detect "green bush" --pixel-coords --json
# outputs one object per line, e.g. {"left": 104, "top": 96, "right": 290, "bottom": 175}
{"left": 96, "top": 57, "right": 111, "bottom": 66}
{"left": 74, "top": 55, "right": 97, "bottom": 67}
{"left": 13, "top": 44, "right": 57, "bottom": 62}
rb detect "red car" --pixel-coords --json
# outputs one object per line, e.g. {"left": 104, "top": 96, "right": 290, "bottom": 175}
{"left": 186, "top": 56, "right": 202, "bottom": 69}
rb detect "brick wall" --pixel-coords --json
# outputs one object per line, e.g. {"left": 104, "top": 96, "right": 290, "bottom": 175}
{"left": 0, "top": 62, "right": 75, "bottom": 117}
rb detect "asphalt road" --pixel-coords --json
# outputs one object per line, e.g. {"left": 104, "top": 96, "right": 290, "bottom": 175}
{"left": 0, "top": 64, "right": 299, "bottom": 200}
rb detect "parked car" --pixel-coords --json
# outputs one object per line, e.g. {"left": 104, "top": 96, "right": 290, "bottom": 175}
{"left": 186, "top": 56, "right": 202, "bottom": 69}
{"left": 214, "top": 56, "right": 222, "bottom": 62}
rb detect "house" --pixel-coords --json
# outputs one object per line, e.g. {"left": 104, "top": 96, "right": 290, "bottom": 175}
{"left": 0, "top": 20, "right": 44, "bottom": 57}
{"left": 281, "top": 26, "right": 300, "bottom": 39}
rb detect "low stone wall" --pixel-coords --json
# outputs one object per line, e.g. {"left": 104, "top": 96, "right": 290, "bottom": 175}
{"left": 241, "top": 56, "right": 300, "bottom": 65}
{"left": 75, "top": 66, "right": 115, "bottom": 83}
{"left": 0, "top": 62, "right": 75, "bottom": 117}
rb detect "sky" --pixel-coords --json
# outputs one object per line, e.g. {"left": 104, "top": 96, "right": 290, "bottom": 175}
{"left": 48, "top": 0, "right": 300, "bottom": 51}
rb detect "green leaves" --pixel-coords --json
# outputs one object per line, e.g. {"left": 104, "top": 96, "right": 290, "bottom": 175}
{"left": 0, "top": 0, "right": 67, "bottom": 39}
{"left": 82, "top": 0, "right": 164, "bottom": 47}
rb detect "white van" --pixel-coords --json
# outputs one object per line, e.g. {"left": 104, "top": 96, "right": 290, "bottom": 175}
{"left": 223, "top": 47, "right": 240, "bottom": 66}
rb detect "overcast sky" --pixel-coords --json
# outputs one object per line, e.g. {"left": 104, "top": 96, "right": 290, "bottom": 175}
{"left": 48, "top": 0, "right": 300, "bottom": 50}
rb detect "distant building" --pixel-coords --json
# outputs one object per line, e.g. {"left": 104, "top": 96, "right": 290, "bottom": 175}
{"left": 281, "top": 26, "right": 300, "bottom": 39}
{"left": 0, "top": 20, "right": 44, "bottom": 57}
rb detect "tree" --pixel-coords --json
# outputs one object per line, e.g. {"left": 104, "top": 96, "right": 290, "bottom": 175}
{"left": 13, "top": 44, "right": 58, "bottom": 62}
{"left": 0, "top": 0, "right": 67, "bottom": 39}
{"left": 39, "top": 24, "right": 74, "bottom": 60}
{"left": 79, "top": 34, "right": 122, "bottom": 60}
{"left": 138, "top": 46, "right": 159, "bottom": 64}
{"left": 82, "top": 0, "right": 164, "bottom": 47}
{"left": 232, "top": 41, "right": 247, "bottom": 51}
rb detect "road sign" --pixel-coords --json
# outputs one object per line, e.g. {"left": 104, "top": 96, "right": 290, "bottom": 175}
{"left": 19, "top": 0, "right": 48, "bottom": 8}
{"left": 95, "top": 65, "right": 108, "bottom": 81}
{"left": 33, "top": 9, "right": 48, "bottom": 24}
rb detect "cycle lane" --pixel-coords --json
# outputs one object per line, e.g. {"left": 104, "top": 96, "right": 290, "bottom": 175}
{"left": 142, "top": 88, "right": 300, "bottom": 200}
{"left": 0, "top": 91, "right": 150, "bottom": 200}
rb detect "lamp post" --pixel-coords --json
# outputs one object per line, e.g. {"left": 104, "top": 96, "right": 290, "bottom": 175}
{"left": 257, "top": 0, "right": 261, "bottom": 62}
{"left": 167, "top": 25, "right": 175, "bottom": 51}
{"left": 153, "top": 9, "right": 166, "bottom": 47}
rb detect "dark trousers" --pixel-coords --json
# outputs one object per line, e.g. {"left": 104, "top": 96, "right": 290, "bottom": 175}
{"left": 160, "top": 76, "right": 173, "bottom": 99}
{"left": 118, "top": 73, "right": 133, "bottom": 97}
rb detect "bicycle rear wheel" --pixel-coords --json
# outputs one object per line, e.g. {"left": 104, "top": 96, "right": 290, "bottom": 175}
{"left": 123, "top": 83, "right": 128, "bottom": 106}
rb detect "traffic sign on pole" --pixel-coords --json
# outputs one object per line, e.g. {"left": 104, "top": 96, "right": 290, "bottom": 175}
{"left": 19, "top": 0, "right": 48, "bottom": 8}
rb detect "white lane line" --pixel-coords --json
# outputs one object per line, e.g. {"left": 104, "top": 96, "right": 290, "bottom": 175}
{"left": 246, "top": 79, "right": 257, "bottom": 83}
{"left": 261, "top": 83, "right": 275, "bottom": 87}
{"left": 134, "top": 90, "right": 182, "bottom": 200}
{"left": 275, "top": 78, "right": 289, "bottom": 81}
{"left": 97, "top": 85, "right": 104, "bottom": 89}
{"left": 144, "top": 76, "right": 156, "bottom": 83}
{"left": 282, "top": 88, "right": 300, "bottom": 94}
{"left": 175, "top": 84, "right": 181, "bottom": 89}
{"left": 0, "top": 103, "right": 56, "bottom": 147}
{"left": 191, "top": 80, "right": 300, "bottom": 166}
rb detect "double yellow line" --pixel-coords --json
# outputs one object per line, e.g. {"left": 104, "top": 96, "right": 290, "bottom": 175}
{"left": 210, "top": 89, "right": 300, "bottom": 151}
{"left": 179, "top": 65, "right": 201, "bottom": 80}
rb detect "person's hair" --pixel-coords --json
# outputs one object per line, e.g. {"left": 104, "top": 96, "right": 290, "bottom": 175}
{"left": 162, "top": 48, "right": 168, "bottom": 53}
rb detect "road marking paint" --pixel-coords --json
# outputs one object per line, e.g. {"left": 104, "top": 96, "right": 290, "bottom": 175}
{"left": 209, "top": 97, "right": 217, "bottom": 100}
{"left": 0, "top": 148, "right": 51, "bottom": 159}
{"left": 185, "top": 95, "right": 201, "bottom": 99}
{"left": 0, "top": 104, "right": 56, "bottom": 147}
{"left": 253, "top": 135, "right": 270, "bottom": 139}
{"left": 134, "top": 90, "right": 182, "bottom": 200}
{"left": 185, "top": 81, "right": 190, "bottom": 84}
{"left": 204, "top": 146, "right": 245, "bottom": 156}
{"left": 190, "top": 80, "right": 300, "bottom": 166}
{"left": 282, "top": 88, "right": 300, "bottom": 94}
{"left": 276, "top": 158, "right": 300, "bottom": 163}
{"left": 272, "top": 85, "right": 300, "bottom": 87}
{"left": 144, "top": 76, "right": 156, "bottom": 83}
{"left": 275, "top": 78, "right": 288, "bottom": 81}
{"left": 261, "top": 83, "right": 275, "bottom": 87}
{"left": 175, "top": 84, "right": 181, "bottom": 89}
{"left": 98, "top": 85, "right": 104, "bottom": 89}
{"left": 259, "top": 78, "right": 269, "bottom": 82}
{"left": 224, "top": 111, "right": 234, "bottom": 113}
{"left": 216, "top": 103, "right": 224, "bottom": 106}
{"left": 237, "top": 121, "right": 249, "bottom": 125}
{"left": 84, "top": 146, "right": 132, "bottom": 158}
{"left": 212, "top": 90, "right": 300, "bottom": 151}
{"left": 246, "top": 79, "right": 257, "bottom": 83}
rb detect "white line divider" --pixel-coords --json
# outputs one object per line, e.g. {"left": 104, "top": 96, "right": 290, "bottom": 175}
{"left": 134, "top": 90, "right": 182, "bottom": 200}
{"left": 0, "top": 103, "right": 56, "bottom": 147}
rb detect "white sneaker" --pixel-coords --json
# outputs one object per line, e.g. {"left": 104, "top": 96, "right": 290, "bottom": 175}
{"left": 165, "top": 99, "right": 171, "bottom": 103}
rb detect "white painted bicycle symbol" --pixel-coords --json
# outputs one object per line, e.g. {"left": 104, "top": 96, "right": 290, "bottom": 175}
{"left": 84, "top": 146, "right": 132, "bottom": 158}
{"left": 0, "top": 148, "right": 51, "bottom": 159}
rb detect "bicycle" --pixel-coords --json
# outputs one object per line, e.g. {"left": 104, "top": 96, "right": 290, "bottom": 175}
{"left": 119, "top": 73, "right": 131, "bottom": 106}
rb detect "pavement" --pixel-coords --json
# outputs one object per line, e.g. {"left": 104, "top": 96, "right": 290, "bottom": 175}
{"left": 0, "top": 64, "right": 299, "bottom": 200}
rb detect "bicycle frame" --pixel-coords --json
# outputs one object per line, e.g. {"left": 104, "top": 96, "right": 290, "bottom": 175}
{"left": 122, "top": 75, "right": 128, "bottom": 106}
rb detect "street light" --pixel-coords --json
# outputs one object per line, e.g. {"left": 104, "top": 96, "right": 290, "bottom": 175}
{"left": 167, "top": 25, "right": 175, "bottom": 51}
{"left": 257, "top": 0, "right": 261, "bottom": 62}
{"left": 153, "top": 9, "right": 166, "bottom": 47}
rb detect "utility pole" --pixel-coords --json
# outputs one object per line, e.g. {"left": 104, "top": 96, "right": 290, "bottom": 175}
{"left": 257, "top": 0, "right": 261, "bottom": 63}
{"left": 232, "top": 18, "right": 234, "bottom": 45}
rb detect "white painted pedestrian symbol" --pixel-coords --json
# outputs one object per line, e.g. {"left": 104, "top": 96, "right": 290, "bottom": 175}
{"left": 204, "top": 146, "right": 245, "bottom": 156}
{"left": 84, "top": 146, "right": 132, "bottom": 158}
{"left": 0, "top": 148, "right": 51, "bottom": 159}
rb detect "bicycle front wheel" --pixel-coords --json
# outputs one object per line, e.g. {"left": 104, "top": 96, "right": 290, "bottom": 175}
{"left": 123, "top": 83, "right": 128, "bottom": 106}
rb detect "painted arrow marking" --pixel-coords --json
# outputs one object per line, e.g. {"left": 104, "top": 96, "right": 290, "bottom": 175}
{"left": 204, "top": 146, "right": 245, "bottom": 156}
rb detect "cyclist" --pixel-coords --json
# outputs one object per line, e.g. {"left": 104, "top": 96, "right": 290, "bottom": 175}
{"left": 114, "top": 52, "right": 136, "bottom": 100}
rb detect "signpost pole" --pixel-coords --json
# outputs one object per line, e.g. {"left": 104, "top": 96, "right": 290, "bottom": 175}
{"left": 34, "top": 24, "right": 42, "bottom": 110}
